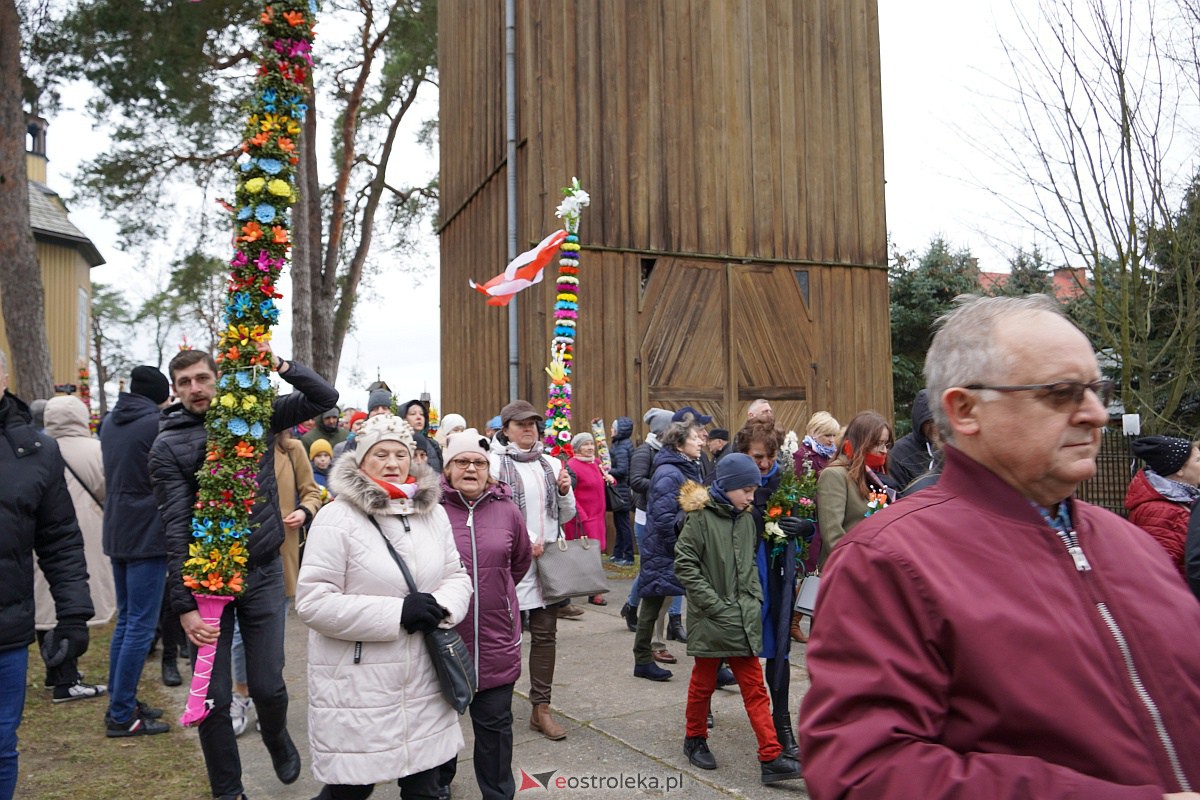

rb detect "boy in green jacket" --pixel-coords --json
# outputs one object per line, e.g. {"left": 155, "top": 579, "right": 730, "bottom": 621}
{"left": 673, "top": 453, "right": 803, "bottom": 785}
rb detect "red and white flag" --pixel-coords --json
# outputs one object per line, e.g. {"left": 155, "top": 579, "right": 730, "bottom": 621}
{"left": 469, "top": 229, "right": 569, "bottom": 307}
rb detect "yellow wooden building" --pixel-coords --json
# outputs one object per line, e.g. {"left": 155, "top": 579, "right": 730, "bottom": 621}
{"left": 438, "top": 1, "right": 890, "bottom": 435}
{"left": 0, "top": 116, "right": 104, "bottom": 396}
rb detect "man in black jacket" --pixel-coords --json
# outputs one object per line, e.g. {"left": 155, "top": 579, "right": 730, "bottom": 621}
{"left": 101, "top": 365, "right": 173, "bottom": 738}
{"left": 150, "top": 349, "right": 337, "bottom": 800}
{"left": 888, "top": 389, "right": 939, "bottom": 491}
{"left": 0, "top": 350, "right": 92, "bottom": 800}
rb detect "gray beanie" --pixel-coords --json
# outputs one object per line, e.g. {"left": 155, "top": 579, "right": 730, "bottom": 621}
{"left": 367, "top": 388, "right": 393, "bottom": 412}
{"left": 571, "top": 431, "right": 594, "bottom": 451}
{"left": 715, "top": 453, "right": 761, "bottom": 491}
{"left": 643, "top": 407, "right": 672, "bottom": 437}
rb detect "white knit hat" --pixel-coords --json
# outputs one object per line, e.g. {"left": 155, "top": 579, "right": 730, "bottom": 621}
{"left": 353, "top": 414, "right": 416, "bottom": 465}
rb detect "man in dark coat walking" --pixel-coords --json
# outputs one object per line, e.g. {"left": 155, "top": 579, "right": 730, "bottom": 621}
{"left": 101, "top": 365, "right": 173, "bottom": 737}
{"left": 0, "top": 350, "right": 92, "bottom": 800}
{"left": 887, "top": 389, "right": 937, "bottom": 491}
{"left": 151, "top": 348, "right": 337, "bottom": 800}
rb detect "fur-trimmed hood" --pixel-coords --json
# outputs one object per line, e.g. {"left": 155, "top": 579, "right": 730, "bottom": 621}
{"left": 328, "top": 454, "right": 442, "bottom": 515}
{"left": 679, "top": 480, "right": 711, "bottom": 513}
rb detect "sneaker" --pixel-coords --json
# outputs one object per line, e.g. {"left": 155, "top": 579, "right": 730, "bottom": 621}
{"left": 633, "top": 662, "right": 673, "bottom": 681}
{"left": 137, "top": 699, "right": 164, "bottom": 719}
{"left": 684, "top": 737, "right": 717, "bottom": 770}
{"left": 106, "top": 711, "right": 170, "bottom": 738}
{"left": 53, "top": 681, "right": 107, "bottom": 703}
{"left": 760, "top": 754, "right": 803, "bottom": 784}
{"left": 231, "top": 694, "right": 254, "bottom": 737}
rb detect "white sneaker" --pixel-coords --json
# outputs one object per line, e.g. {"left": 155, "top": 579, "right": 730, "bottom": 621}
{"left": 52, "top": 681, "right": 107, "bottom": 703}
{"left": 230, "top": 694, "right": 254, "bottom": 737}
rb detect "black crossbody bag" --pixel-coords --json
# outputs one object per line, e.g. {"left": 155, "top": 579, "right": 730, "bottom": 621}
{"left": 368, "top": 516, "right": 476, "bottom": 714}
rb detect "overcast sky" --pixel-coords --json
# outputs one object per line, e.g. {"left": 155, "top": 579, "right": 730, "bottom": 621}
{"left": 45, "top": 1, "right": 1158, "bottom": 411}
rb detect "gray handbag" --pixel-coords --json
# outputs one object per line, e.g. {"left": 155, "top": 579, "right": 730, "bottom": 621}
{"left": 793, "top": 571, "right": 821, "bottom": 616}
{"left": 536, "top": 532, "right": 610, "bottom": 604}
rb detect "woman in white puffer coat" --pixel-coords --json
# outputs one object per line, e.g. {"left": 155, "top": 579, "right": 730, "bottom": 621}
{"left": 297, "top": 415, "right": 471, "bottom": 800}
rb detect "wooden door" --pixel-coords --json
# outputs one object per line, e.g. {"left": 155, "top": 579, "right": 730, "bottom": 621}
{"left": 637, "top": 259, "right": 731, "bottom": 428}
{"left": 729, "top": 264, "right": 817, "bottom": 434}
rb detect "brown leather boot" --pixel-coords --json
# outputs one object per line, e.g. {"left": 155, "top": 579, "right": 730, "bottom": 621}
{"left": 530, "top": 703, "right": 567, "bottom": 740}
{"left": 790, "top": 612, "right": 808, "bottom": 643}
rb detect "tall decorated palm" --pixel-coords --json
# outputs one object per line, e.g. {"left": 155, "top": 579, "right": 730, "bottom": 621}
{"left": 179, "top": 0, "right": 316, "bottom": 727}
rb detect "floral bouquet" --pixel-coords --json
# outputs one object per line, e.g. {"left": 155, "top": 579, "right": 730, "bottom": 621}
{"left": 178, "top": 0, "right": 315, "bottom": 728}
{"left": 762, "top": 431, "right": 817, "bottom": 562}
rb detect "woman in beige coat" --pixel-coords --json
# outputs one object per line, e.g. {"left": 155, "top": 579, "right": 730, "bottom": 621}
{"left": 296, "top": 415, "right": 471, "bottom": 799}
{"left": 274, "top": 428, "right": 324, "bottom": 598}
{"left": 35, "top": 395, "right": 116, "bottom": 701}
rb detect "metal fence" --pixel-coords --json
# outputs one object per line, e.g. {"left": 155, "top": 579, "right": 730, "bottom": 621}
{"left": 1076, "top": 426, "right": 1136, "bottom": 517}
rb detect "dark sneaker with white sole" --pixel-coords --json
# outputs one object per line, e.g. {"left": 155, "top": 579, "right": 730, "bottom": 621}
{"left": 106, "top": 711, "right": 170, "bottom": 738}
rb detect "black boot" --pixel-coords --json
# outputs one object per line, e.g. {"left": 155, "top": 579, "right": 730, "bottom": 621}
{"left": 774, "top": 715, "right": 800, "bottom": 759}
{"left": 620, "top": 603, "right": 637, "bottom": 633}
{"left": 666, "top": 613, "right": 687, "bottom": 643}
{"left": 161, "top": 659, "right": 182, "bottom": 687}
{"left": 263, "top": 728, "right": 301, "bottom": 785}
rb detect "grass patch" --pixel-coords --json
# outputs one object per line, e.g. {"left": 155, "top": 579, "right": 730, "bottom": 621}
{"left": 17, "top": 622, "right": 209, "bottom": 799}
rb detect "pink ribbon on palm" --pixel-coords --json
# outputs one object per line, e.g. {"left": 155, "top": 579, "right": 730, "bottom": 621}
{"left": 179, "top": 593, "right": 235, "bottom": 727}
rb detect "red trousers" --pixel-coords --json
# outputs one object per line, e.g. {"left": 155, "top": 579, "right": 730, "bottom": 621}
{"left": 685, "top": 655, "right": 782, "bottom": 762}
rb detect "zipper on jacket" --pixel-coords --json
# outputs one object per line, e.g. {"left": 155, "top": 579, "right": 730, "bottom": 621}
{"left": 1095, "top": 601, "right": 1190, "bottom": 792}
{"left": 353, "top": 641, "right": 362, "bottom": 664}
{"left": 1052, "top": 529, "right": 1190, "bottom": 791}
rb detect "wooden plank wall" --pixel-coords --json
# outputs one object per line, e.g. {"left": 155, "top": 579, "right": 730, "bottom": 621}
{"left": 440, "top": 0, "right": 890, "bottom": 438}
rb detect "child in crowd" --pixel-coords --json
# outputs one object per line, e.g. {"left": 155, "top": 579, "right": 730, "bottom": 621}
{"left": 672, "top": 453, "right": 804, "bottom": 786}
{"left": 309, "top": 438, "right": 334, "bottom": 501}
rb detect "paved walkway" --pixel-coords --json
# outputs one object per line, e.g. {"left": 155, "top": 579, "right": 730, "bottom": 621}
{"left": 163, "top": 574, "right": 813, "bottom": 799}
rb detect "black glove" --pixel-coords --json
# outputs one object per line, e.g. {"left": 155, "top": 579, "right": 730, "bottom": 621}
{"left": 778, "top": 516, "right": 815, "bottom": 543}
{"left": 41, "top": 621, "right": 89, "bottom": 668}
{"left": 401, "top": 592, "right": 446, "bottom": 635}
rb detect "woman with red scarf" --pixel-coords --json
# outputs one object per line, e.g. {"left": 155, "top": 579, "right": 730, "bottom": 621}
{"left": 815, "top": 411, "right": 896, "bottom": 568}
{"left": 297, "top": 414, "right": 471, "bottom": 799}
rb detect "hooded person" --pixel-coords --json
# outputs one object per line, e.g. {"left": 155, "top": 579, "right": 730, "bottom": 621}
{"left": 400, "top": 399, "right": 443, "bottom": 472}
{"left": 608, "top": 416, "right": 636, "bottom": 566}
{"left": 296, "top": 414, "right": 471, "bottom": 796}
{"left": 301, "top": 406, "right": 348, "bottom": 451}
{"left": 887, "top": 390, "right": 936, "bottom": 490}
{"left": 34, "top": 395, "right": 116, "bottom": 702}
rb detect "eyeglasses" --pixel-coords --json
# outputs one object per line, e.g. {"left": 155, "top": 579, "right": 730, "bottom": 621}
{"left": 450, "top": 458, "right": 489, "bottom": 471}
{"left": 963, "top": 379, "right": 1115, "bottom": 410}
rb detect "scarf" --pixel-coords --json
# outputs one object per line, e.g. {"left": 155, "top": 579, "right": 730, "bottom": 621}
{"left": 497, "top": 441, "right": 558, "bottom": 518}
{"left": 368, "top": 474, "right": 419, "bottom": 500}
{"left": 804, "top": 434, "right": 835, "bottom": 459}
{"left": 758, "top": 461, "right": 780, "bottom": 487}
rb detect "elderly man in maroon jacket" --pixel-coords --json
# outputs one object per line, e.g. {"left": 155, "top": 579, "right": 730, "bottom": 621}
{"left": 799, "top": 294, "right": 1200, "bottom": 800}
